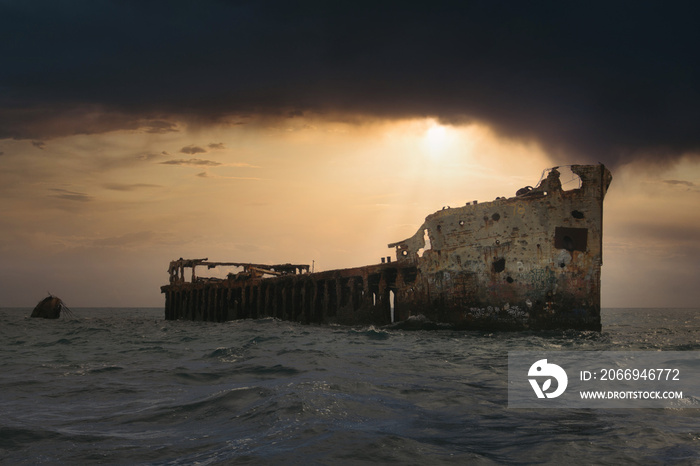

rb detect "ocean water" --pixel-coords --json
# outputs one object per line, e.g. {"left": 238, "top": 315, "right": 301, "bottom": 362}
{"left": 2, "top": 308, "right": 700, "bottom": 465}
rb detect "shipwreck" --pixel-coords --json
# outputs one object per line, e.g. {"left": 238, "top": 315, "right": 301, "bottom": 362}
{"left": 162, "top": 164, "right": 612, "bottom": 330}
{"left": 31, "top": 295, "right": 72, "bottom": 319}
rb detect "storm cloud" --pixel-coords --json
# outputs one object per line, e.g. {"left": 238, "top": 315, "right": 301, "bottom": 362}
{"left": 2, "top": 1, "right": 699, "bottom": 165}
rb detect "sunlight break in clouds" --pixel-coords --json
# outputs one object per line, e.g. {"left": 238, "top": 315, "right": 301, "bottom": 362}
{"left": 421, "top": 119, "right": 462, "bottom": 158}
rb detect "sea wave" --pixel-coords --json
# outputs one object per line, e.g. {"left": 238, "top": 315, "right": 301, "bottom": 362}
{"left": 2, "top": 307, "right": 700, "bottom": 464}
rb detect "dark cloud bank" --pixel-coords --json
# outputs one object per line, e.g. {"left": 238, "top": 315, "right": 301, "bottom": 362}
{"left": 2, "top": 1, "right": 699, "bottom": 166}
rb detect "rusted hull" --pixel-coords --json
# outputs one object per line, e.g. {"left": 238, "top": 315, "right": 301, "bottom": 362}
{"left": 162, "top": 164, "right": 612, "bottom": 331}
{"left": 31, "top": 296, "right": 66, "bottom": 319}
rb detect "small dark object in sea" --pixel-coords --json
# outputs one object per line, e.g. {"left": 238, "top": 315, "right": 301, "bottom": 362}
{"left": 31, "top": 295, "right": 73, "bottom": 319}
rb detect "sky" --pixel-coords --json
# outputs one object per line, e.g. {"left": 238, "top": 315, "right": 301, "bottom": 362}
{"left": 1, "top": 1, "right": 699, "bottom": 308}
